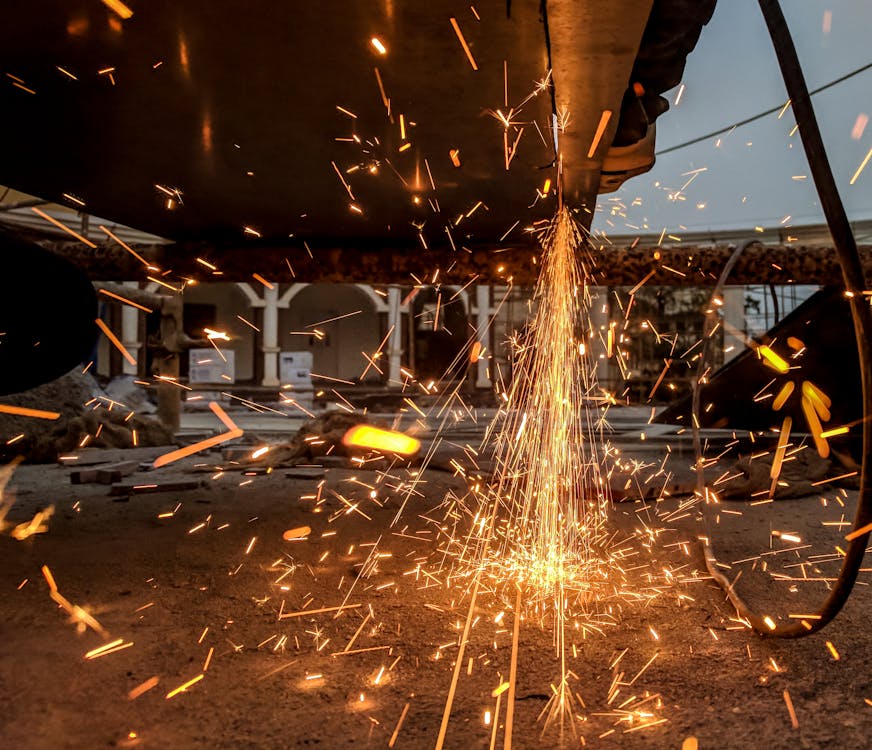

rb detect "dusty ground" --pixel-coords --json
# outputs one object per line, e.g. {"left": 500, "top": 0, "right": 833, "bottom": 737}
{"left": 1, "top": 443, "right": 871, "bottom": 750}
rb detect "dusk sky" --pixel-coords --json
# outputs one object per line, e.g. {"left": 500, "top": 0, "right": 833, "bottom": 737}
{"left": 592, "top": 0, "right": 872, "bottom": 236}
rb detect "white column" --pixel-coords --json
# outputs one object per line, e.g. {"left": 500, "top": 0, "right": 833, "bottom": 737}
{"left": 721, "top": 286, "right": 746, "bottom": 363}
{"left": 475, "top": 285, "right": 491, "bottom": 388}
{"left": 121, "top": 281, "right": 141, "bottom": 375}
{"left": 387, "top": 285, "right": 403, "bottom": 385}
{"left": 262, "top": 285, "right": 280, "bottom": 386}
{"left": 589, "top": 286, "right": 611, "bottom": 386}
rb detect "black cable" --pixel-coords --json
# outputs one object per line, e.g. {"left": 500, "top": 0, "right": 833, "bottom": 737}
{"left": 768, "top": 283, "right": 780, "bottom": 324}
{"left": 539, "top": 0, "right": 557, "bottom": 134}
{"left": 699, "top": 0, "right": 872, "bottom": 638}
{"left": 657, "top": 60, "right": 872, "bottom": 156}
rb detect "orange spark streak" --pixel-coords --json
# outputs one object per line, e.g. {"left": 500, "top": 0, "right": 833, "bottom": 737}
{"left": 772, "top": 381, "right": 795, "bottom": 411}
{"left": 95, "top": 318, "right": 137, "bottom": 366}
{"left": 101, "top": 0, "right": 133, "bottom": 19}
{"left": 153, "top": 403, "right": 241, "bottom": 468}
{"left": 850, "top": 147, "right": 872, "bottom": 185}
{"left": 342, "top": 613, "right": 372, "bottom": 653}
{"left": 587, "top": 110, "right": 613, "bottom": 158}
{"left": 165, "top": 673, "right": 204, "bottom": 699}
{"left": 502, "top": 587, "right": 522, "bottom": 750}
{"left": 388, "top": 702, "right": 410, "bottom": 748}
{"left": 845, "top": 521, "right": 872, "bottom": 542}
{"left": 758, "top": 345, "right": 790, "bottom": 374}
{"left": 85, "top": 639, "right": 134, "bottom": 659}
{"left": 236, "top": 314, "right": 260, "bottom": 332}
{"left": 41, "top": 565, "right": 105, "bottom": 634}
{"left": 361, "top": 327, "right": 394, "bottom": 379}
{"left": 647, "top": 359, "right": 672, "bottom": 401}
{"left": 98, "top": 225, "right": 152, "bottom": 266}
{"left": 629, "top": 269, "right": 656, "bottom": 296}
{"left": 0, "top": 404, "right": 60, "bottom": 420}
{"left": 373, "top": 67, "right": 390, "bottom": 110}
{"left": 278, "top": 603, "right": 361, "bottom": 620}
{"left": 208, "top": 401, "right": 239, "bottom": 431}
{"left": 41, "top": 565, "right": 57, "bottom": 592}
{"left": 800, "top": 395, "right": 829, "bottom": 458}
{"left": 819, "top": 425, "right": 849, "bottom": 438}
{"left": 802, "top": 380, "right": 831, "bottom": 414}
{"left": 449, "top": 18, "right": 478, "bottom": 71}
{"left": 306, "top": 310, "right": 363, "bottom": 328}
{"left": 31, "top": 207, "right": 96, "bottom": 247}
{"left": 128, "top": 676, "right": 159, "bottom": 700}
{"left": 768, "top": 416, "right": 791, "bottom": 497}
{"left": 98, "top": 288, "right": 153, "bottom": 313}
{"left": 152, "top": 429, "right": 243, "bottom": 468}
{"left": 782, "top": 689, "right": 799, "bottom": 729}
{"left": 435, "top": 579, "right": 480, "bottom": 750}
{"left": 283, "top": 526, "right": 311, "bottom": 541}
{"left": 491, "top": 682, "right": 510, "bottom": 697}
{"left": 147, "top": 276, "right": 180, "bottom": 292}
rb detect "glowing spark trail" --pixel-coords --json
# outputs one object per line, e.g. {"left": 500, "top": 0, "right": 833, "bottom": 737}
{"left": 469, "top": 208, "right": 614, "bottom": 604}
{"left": 437, "top": 208, "right": 621, "bottom": 740}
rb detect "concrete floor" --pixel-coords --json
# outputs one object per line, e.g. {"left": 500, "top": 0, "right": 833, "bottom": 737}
{"left": 1, "top": 425, "right": 871, "bottom": 749}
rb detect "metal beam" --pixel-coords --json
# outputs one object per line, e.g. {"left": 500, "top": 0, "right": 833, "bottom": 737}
{"left": 547, "top": 0, "right": 654, "bottom": 210}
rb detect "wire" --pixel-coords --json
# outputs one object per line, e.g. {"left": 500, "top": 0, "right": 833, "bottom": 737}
{"left": 657, "top": 60, "right": 872, "bottom": 156}
{"left": 697, "top": 0, "right": 872, "bottom": 638}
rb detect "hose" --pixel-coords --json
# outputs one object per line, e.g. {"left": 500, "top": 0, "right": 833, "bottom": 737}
{"left": 695, "top": 0, "right": 872, "bottom": 637}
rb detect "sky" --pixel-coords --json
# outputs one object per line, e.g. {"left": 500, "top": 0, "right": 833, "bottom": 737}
{"left": 591, "top": 0, "right": 872, "bottom": 235}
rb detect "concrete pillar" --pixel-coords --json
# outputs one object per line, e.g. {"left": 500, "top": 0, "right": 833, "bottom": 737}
{"left": 475, "top": 285, "right": 491, "bottom": 388}
{"left": 121, "top": 281, "right": 141, "bottom": 376}
{"left": 489, "top": 284, "right": 511, "bottom": 383}
{"left": 387, "top": 285, "right": 403, "bottom": 385}
{"left": 261, "top": 285, "right": 280, "bottom": 386}
{"left": 721, "top": 286, "right": 746, "bottom": 363}
{"left": 156, "top": 295, "right": 183, "bottom": 433}
{"left": 588, "top": 285, "right": 612, "bottom": 388}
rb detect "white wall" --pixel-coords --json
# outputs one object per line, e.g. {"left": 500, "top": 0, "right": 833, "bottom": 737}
{"left": 281, "top": 284, "right": 381, "bottom": 382}
{"left": 182, "top": 282, "right": 256, "bottom": 382}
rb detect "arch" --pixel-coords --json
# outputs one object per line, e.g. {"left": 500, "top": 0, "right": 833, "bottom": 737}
{"left": 236, "top": 282, "right": 264, "bottom": 307}
{"left": 276, "top": 283, "right": 389, "bottom": 313}
{"left": 354, "top": 283, "right": 389, "bottom": 313}
{"left": 444, "top": 286, "right": 470, "bottom": 315}
{"left": 410, "top": 286, "right": 471, "bottom": 381}
{"left": 178, "top": 281, "right": 258, "bottom": 381}
{"left": 278, "top": 282, "right": 308, "bottom": 308}
{"left": 280, "top": 284, "right": 382, "bottom": 382}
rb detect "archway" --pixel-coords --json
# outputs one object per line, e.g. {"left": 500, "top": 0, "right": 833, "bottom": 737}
{"left": 281, "top": 284, "right": 382, "bottom": 382}
{"left": 411, "top": 287, "right": 470, "bottom": 381}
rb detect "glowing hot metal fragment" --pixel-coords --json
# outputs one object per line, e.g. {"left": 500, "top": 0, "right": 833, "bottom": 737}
{"left": 342, "top": 425, "right": 421, "bottom": 456}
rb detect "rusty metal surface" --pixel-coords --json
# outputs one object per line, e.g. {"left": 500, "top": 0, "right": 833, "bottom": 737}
{"left": 547, "top": 0, "right": 655, "bottom": 208}
{"left": 0, "top": 1, "right": 559, "bottom": 245}
{"left": 0, "top": 1, "right": 666, "bottom": 247}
